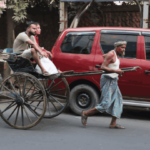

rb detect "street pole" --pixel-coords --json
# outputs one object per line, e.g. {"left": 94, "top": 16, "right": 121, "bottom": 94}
{"left": 143, "top": 1, "right": 149, "bottom": 29}
{"left": 59, "top": 2, "right": 68, "bottom": 32}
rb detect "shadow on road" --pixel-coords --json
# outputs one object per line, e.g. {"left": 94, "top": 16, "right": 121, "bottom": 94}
{"left": 121, "top": 109, "right": 150, "bottom": 120}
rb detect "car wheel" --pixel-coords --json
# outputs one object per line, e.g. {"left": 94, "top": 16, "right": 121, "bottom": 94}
{"left": 69, "top": 84, "right": 99, "bottom": 115}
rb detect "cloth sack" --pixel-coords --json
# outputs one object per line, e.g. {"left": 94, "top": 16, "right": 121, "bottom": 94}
{"left": 35, "top": 57, "right": 58, "bottom": 74}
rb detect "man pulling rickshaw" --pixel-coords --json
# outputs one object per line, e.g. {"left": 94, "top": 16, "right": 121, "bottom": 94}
{"left": 0, "top": 22, "right": 141, "bottom": 129}
{"left": 81, "top": 41, "right": 127, "bottom": 129}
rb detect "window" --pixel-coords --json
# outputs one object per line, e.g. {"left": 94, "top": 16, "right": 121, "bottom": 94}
{"left": 61, "top": 32, "right": 95, "bottom": 54}
{"left": 100, "top": 34, "right": 137, "bottom": 59}
{"left": 144, "top": 36, "right": 150, "bottom": 60}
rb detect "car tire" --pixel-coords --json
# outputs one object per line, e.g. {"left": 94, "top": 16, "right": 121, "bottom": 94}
{"left": 69, "top": 84, "right": 99, "bottom": 115}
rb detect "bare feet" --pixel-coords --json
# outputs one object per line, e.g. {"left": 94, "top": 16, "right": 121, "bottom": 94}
{"left": 58, "top": 70, "right": 62, "bottom": 73}
{"left": 42, "top": 71, "right": 51, "bottom": 76}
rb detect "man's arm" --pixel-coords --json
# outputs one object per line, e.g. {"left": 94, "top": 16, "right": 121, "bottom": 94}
{"left": 45, "top": 50, "right": 53, "bottom": 58}
{"left": 33, "top": 36, "right": 52, "bottom": 57}
{"left": 101, "top": 51, "right": 123, "bottom": 75}
{"left": 26, "top": 40, "right": 47, "bottom": 57}
{"left": 40, "top": 48, "right": 53, "bottom": 58}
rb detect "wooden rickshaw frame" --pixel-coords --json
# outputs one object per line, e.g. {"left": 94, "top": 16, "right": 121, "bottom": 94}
{"left": 0, "top": 53, "right": 141, "bottom": 129}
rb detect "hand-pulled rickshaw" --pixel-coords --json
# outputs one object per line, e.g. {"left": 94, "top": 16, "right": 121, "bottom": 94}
{"left": 0, "top": 53, "right": 141, "bottom": 129}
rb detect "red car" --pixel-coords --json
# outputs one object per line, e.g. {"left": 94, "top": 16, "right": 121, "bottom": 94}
{"left": 51, "top": 27, "right": 150, "bottom": 115}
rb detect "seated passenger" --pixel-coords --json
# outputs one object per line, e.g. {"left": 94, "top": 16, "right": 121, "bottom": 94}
{"left": 34, "top": 22, "right": 52, "bottom": 58}
{"left": 34, "top": 22, "right": 61, "bottom": 74}
{"left": 13, "top": 21, "right": 51, "bottom": 76}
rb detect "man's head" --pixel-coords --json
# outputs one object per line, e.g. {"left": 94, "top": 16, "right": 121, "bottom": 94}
{"left": 35, "top": 22, "right": 41, "bottom": 35}
{"left": 114, "top": 41, "right": 127, "bottom": 58}
{"left": 26, "top": 21, "right": 37, "bottom": 36}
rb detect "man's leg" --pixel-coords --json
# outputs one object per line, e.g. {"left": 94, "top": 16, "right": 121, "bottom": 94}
{"left": 31, "top": 48, "right": 46, "bottom": 73}
{"left": 81, "top": 108, "right": 99, "bottom": 126}
{"left": 22, "top": 48, "right": 50, "bottom": 76}
{"left": 109, "top": 116, "right": 117, "bottom": 127}
{"left": 83, "top": 108, "right": 98, "bottom": 117}
{"left": 109, "top": 116, "right": 125, "bottom": 129}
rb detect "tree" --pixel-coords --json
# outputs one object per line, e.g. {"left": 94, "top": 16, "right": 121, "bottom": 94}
{"left": 0, "top": 0, "right": 59, "bottom": 23}
{"left": 0, "top": 0, "right": 61, "bottom": 48}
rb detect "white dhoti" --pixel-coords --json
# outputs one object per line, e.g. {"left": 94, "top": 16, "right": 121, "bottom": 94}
{"left": 35, "top": 57, "right": 58, "bottom": 75}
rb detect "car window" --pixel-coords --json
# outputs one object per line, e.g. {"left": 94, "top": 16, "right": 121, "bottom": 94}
{"left": 61, "top": 32, "right": 96, "bottom": 54}
{"left": 144, "top": 36, "right": 150, "bottom": 60}
{"left": 100, "top": 34, "right": 137, "bottom": 59}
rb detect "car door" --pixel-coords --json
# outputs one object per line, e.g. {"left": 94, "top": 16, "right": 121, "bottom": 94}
{"left": 94, "top": 30, "right": 142, "bottom": 99}
{"left": 53, "top": 31, "right": 97, "bottom": 73}
{"left": 140, "top": 32, "right": 150, "bottom": 100}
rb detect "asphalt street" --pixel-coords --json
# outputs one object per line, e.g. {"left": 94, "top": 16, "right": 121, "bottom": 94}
{"left": 0, "top": 108, "right": 149, "bottom": 150}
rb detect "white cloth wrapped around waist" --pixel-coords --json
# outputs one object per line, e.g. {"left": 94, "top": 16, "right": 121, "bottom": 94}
{"left": 35, "top": 57, "right": 58, "bottom": 75}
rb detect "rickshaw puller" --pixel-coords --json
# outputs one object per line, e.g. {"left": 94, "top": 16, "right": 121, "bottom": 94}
{"left": 81, "top": 41, "right": 127, "bottom": 129}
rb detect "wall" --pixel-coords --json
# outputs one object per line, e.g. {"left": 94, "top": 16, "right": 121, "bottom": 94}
{"left": 69, "top": 5, "right": 142, "bottom": 28}
{"left": 0, "top": 4, "right": 145, "bottom": 50}
{"left": 14, "top": 7, "right": 60, "bottom": 51}
{"left": 0, "top": 7, "right": 59, "bottom": 51}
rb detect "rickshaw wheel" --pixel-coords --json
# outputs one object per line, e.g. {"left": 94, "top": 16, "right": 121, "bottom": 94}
{"left": 39, "top": 77, "right": 70, "bottom": 118}
{"left": 0, "top": 72, "right": 47, "bottom": 129}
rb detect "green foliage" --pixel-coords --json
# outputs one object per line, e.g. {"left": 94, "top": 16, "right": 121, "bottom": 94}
{"left": 7, "top": 0, "right": 29, "bottom": 23}
{"left": 0, "top": 0, "right": 57, "bottom": 23}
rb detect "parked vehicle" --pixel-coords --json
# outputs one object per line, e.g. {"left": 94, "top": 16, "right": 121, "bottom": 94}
{"left": 51, "top": 27, "right": 150, "bottom": 115}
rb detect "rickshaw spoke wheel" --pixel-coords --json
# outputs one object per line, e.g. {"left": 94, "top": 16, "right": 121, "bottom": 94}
{"left": 39, "top": 77, "right": 70, "bottom": 118}
{"left": 0, "top": 72, "right": 47, "bottom": 129}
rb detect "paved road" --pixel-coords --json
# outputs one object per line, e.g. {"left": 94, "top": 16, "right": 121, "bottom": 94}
{"left": 0, "top": 108, "right": 149, "bottom": 150}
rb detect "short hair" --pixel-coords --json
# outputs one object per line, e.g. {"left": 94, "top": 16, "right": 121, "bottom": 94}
{"left": 34, "top": 22, "right": 40, "bottom": 26}
{"left": 26, "top": 21, "right": 37, "bottom": 29}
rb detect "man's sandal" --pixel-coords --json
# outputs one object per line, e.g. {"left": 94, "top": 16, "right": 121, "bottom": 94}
{"left": 42, "top": 71, "right": 51, "bottom": 76}
{"left": 81, "top": 111, "right": 88, "bottom": 126}
{"left": 109, "top": 124, "right": 125, "bottom": 129}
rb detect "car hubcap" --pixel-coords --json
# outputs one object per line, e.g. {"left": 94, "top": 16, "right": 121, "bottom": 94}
{"left": 77, "top": 93, "right": 91, "bottom": 108}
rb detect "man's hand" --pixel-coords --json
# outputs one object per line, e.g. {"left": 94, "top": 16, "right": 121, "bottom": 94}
{"left": 41, "top": 51, "right": 48, "bottom": 58}
{"left": 115, "top": 69, "right": 124, "bottom": 76}
{"left": 46, "top": 51, "right": 53, "bottom": 58}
